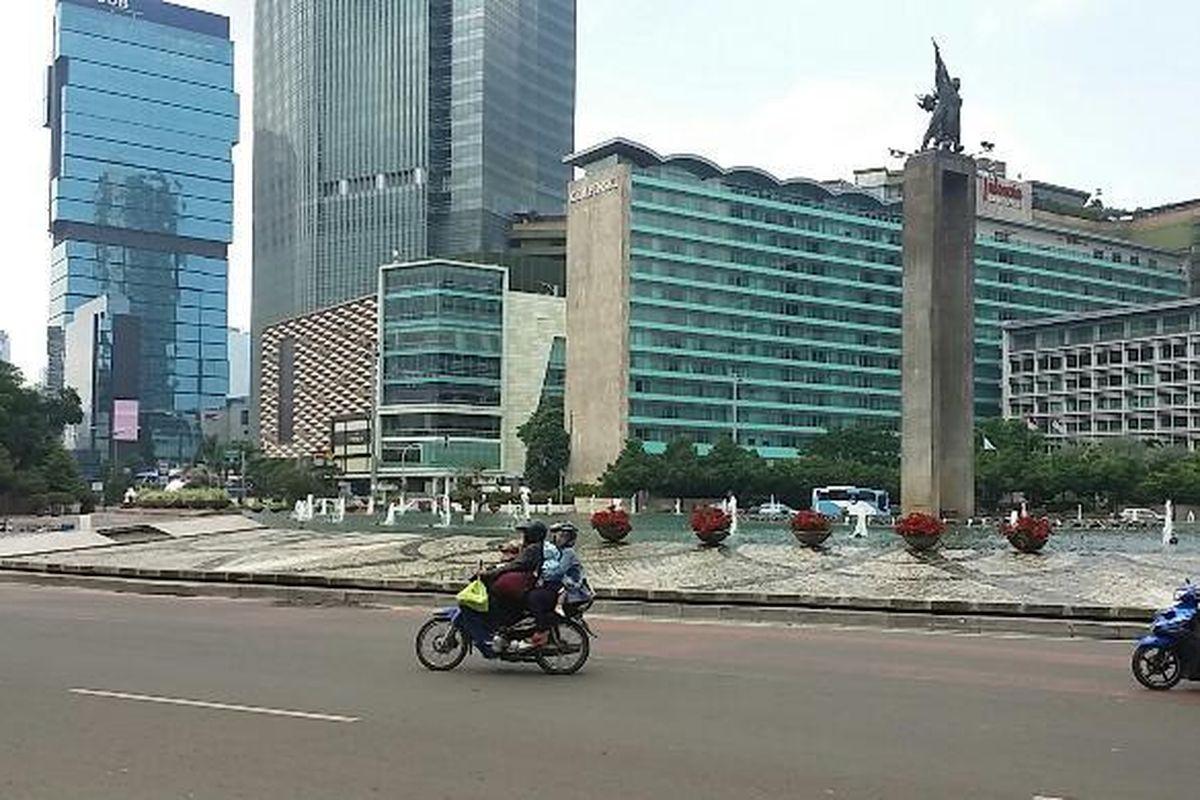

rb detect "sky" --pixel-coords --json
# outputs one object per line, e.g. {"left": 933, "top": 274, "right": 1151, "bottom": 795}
{"left": 1, "top": 0, "right": 1197, "bottom": 382}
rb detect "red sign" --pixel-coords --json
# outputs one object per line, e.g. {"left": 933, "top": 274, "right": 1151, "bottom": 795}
{"left": 982, "top": 176, "right": 1023, "bottom": 202}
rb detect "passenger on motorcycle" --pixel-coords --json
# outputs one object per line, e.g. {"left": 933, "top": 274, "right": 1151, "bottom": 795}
{"left": 549, "top": 523, "right": 594, "bottom": 613}
{"left": 516, "top": 522, "right": 593, "bottom": 651}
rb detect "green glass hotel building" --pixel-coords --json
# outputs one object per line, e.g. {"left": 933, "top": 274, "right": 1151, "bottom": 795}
{"left": 375, "top": 259, "right": 565, "bottom": 490}
{"left": 564, "top": 139, "right": 1185, "bottom": 482}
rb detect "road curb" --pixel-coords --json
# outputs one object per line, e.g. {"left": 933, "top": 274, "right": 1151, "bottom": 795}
{"left": 0, "top": 562, "right": 1149, "bottom": 640}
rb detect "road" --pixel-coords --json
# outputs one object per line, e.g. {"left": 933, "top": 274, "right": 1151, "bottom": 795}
{"left": 0, "top": 583, "right": 1196, "bottom": 799}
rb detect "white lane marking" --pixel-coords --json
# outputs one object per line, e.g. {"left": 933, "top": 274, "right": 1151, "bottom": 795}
{"left": 68, "top": 688, "right": 359, "bottom": 723}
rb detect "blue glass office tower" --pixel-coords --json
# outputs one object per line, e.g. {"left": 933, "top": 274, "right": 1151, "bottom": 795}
{"left": 47, "top": 0, "right": 238, "bottom": 470}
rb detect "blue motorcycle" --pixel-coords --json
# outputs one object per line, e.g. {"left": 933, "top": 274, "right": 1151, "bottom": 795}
{"left": 1132, "top": 579, "right": 1199, "bottom": 690}
{"left": 414, "top": 598, "right": 593, "bottom": 676}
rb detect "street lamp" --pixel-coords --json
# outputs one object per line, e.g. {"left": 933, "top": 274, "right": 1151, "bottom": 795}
{"left": 731, "top": 370, "right": 741, "bottom": 445}
{"left": 397, "top": 443, "right": 420, "bottom": 508}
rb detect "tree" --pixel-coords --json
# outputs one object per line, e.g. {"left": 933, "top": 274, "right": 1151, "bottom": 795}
{"left": 194, "top": 435, "right": 223, "bottom": 468}
{"left": 659, "top": 437, "right": 702, "bottom": 498}
{"left": 0, "top": 362, "right": 90, "bottom": 514}
{"left": 245, "top": 456, "right": 336, "bottom": 503}
{"left": 696, "top": 435, "right": 766, "bottom": 497}
{"left": 516, "top": 397, "right": 570, "bottom": 491}
{"left": 974, "top": 418, "right": 1047, "bottom": 509}
{"left": 805, "top": 423, "right": 900, "bottom": 467}
{"left": 600, "top": 439, "right": 660, "bottom": 496}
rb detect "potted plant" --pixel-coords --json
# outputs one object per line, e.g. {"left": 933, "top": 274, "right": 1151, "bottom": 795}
{"left": 1000, "top": 515, "right": 1052, "bottom": 553}
{"left": 590, "top": 506, "right": 632, "bottom": 543}
{"left": 790, "top": 510, "right": 833, "bottom": 548}
{"left": 893, "top": 511, "right": 945, "bottom": 552}
{"left": 691, "top": 504, "right": 732, "bottom": 546}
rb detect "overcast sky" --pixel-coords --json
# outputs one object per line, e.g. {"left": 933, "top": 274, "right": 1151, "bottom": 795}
{"left": 2, "top": 0, "right": 1197, "bottom": 380}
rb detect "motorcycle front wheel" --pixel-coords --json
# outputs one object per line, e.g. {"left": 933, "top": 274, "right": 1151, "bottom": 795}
{"left": 1132, "top": 643, "right": 1183, "bottom": 690}
{"left": 535, "top": 618, "right": 590, "bottom": 675}
{"left": 415, "top": 618, "right": 469, "bottom": 671}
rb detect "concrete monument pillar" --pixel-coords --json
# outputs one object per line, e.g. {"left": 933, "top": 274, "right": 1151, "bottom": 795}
{"left": 901, "top": 150, "right": 976, "bottom": 518}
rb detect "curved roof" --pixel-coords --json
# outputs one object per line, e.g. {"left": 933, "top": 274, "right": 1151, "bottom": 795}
{"left": 565, "top": 137, "right": 899, "bottom": 210}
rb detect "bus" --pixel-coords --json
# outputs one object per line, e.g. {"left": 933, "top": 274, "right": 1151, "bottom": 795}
{"left": 811, "top": 486, "right": 891, "bottom": 518}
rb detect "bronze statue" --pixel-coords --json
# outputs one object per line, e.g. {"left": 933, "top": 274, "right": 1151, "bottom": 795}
{"left": 918, "top": 39, "right": 962, "bottom": 152}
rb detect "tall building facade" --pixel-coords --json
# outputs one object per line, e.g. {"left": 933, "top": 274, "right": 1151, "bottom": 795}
{"left": 564, "top": 139, "right": 1186, "bottom": 482}
{"left": 1004, "top": 298, "right": 1200, "bottom": 449}
{"left": 257, "top": 262, "right": 564, "bottom": 491}
{"left": 259, "top": 295, "right": 378, "bottom": 461}
{"left": 46, "top": 0, "right": 238, "bottom": 471}
{"left": 227, "top": 327, "right": 250, "bottom": 398}
{"left": 252, "top": 0, "right": 576, "bottom": 431}
{"left": 375, "top": 259, "right": 564, "bottom": 491}
{"left": 0, "top": 331, "right": 10, "bottom": 364}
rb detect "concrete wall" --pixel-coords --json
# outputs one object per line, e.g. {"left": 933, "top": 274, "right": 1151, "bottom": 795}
{"left": 502, "top": 291, "right": 566, "bottom": 476}
{"left": 200, "top": 397, "right": 251, "bottom": 445}
{"left": 901, "top": 151, "right": 977, "bottom": 518}
{"left": 565, "top": 164, "right": 631, "bottom": 483}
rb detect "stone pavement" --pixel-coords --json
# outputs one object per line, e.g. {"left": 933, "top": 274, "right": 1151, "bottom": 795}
{"left": 0, "top": 514, "right": 261, "bottom": 558}
{"left": 2, "top": 516, "right": 1198, "bottom": 612}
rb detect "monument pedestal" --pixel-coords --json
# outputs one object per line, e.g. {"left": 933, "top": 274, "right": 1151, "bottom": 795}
{"left": 901, "top": 150, "right": 976, "bottom": 518}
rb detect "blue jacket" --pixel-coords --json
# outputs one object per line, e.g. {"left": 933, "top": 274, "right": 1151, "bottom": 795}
{"left": 542, "top": 546, "right": 591, "bottom": 602}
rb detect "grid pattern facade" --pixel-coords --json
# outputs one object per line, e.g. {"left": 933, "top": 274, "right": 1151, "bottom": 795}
{"left": 48, "top": 0, "right": 238, "bottom": 464}
{"left": 252, "top": 0, "right": 575, "bottom": 352}
{"left": 377, "top": 261, "right": 506, "bottom": 473}
{"left": 260, "top": 296, "right": 377, "bottom": 459}
{"left": 571, "top": 142, "right": 1186, "bottom": 459}
{"left": 1004, "top": 300, "right": 1200, "bottom": 448}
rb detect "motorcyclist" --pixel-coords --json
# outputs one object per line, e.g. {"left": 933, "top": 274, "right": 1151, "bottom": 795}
{"left": 481, "top": 520, "right": 546, "bottom": 651}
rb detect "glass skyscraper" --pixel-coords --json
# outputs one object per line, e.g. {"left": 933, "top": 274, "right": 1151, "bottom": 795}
{"left": 46, "top": 0, "right": 238, "bottom": 470}
{"left": 564, "top": 139, "right": 1187, "bottom": 482}
{"left": 378, "top": 260, "right": 507, "bottom": 475}
{"left": 252, "top": 0, "right": 576, "bottom": 419}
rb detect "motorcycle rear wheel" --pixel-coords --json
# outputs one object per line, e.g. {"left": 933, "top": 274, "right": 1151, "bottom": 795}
{"left": 416, "top": 618, "right": 469, "bottom": 672}
{"left": 1132, "top": 643, "right": 1183, "bottom": 690}
{"left": 535, "top": 619, "right": 590, "bottom": 675}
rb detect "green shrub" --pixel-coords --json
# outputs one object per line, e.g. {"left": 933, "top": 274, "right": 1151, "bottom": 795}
{"left": 134, "top": 488, "right": 231, "bottom": 510}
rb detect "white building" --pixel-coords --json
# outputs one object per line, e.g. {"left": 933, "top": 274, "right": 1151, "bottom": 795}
{"left": 1004, "top": 298, "right": 1200, "bottom": 449}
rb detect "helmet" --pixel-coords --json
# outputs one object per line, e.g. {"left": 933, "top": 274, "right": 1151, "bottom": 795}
{"left": 515, "top": 519, "right": 548, "bottom": 544}
{"left": 550, "top": 521, "right": 579, "bottom": 548}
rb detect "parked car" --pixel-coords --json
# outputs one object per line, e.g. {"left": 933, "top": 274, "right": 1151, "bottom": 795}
{"left": 1119, "top": 507, "right": 1163, "bottom": 523}
{"left": 748, "top": 501, "right": 797, "bottom": 520}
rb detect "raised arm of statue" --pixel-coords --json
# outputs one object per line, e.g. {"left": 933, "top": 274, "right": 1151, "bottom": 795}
{"left": 933, "top": 39, "right": 953, "bottom": 96}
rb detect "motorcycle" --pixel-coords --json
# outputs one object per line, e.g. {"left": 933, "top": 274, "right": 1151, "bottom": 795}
{"left": 1131, "top": 579, "right": 1200, "bottom": 690}
{"left": 415, "top": 594, "right": 594, "bottom": 676}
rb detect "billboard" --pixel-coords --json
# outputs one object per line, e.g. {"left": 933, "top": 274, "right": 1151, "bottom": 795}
{"left": 977, "top": 174, "right": 1033, "bottom": 223}
{"left": 112, "top": 399, "right": 140, "bottom": 442}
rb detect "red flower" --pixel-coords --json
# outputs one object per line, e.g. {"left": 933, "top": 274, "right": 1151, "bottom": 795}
{"left": 893, "top": 512, "right": 945, "bottom": 538}
{"left": 690, "top": 504, "right": 732, "bottom": 535}
{"left": 590, "top": 507, "right": 631, "bottom": 536}
{"left": 999, "top": 516, "right": 1053, "bottom": 542}
{"left": 791, "top": 510, "right": 832, "bottom": 533}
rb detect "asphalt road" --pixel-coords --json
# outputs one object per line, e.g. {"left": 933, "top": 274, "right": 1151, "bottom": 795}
{"left": 1, "top": 584, "right": 1197, "bottom": 800}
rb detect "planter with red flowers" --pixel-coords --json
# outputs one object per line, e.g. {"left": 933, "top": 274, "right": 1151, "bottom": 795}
{"left": 1000, "top": 515, "right": 1052, "bottom": 554}
{"left": 893, "top": 512, "right": 945, "bottom": 553}
{"left": 790, "top": 510, "right": 833, "bottom": 548}
{"left": 590, "top": 507, "right": 632, "bottom": 543}
{"left": 690, "top": 504, "right": 732, "bottom": 546}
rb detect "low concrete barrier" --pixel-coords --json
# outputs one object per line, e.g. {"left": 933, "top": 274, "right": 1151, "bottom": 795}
{"left": 0, "top": 557, "right": 1153, "bottom": 641}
